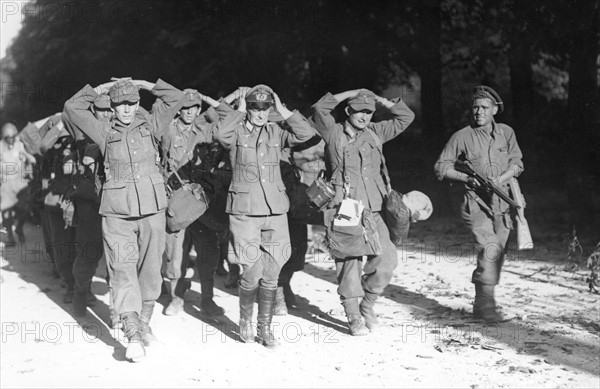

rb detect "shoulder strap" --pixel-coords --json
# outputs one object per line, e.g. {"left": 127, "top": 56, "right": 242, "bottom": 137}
{"left": 175, "top": 130, "right": 201, "bottom": 171}
{"left": 365, "top": 127, "right": 392, "bottom": 193}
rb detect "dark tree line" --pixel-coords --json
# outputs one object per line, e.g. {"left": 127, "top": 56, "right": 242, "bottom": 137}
{"left": 1, "top": 0, "right": 599, "bottom": 223}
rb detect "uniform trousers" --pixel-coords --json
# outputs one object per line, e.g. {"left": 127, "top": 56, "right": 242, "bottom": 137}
{"left": 103, "top": 211, "right": 165, "bottom": 315}
{"left": 228, "top": 213, "right": 290, "bottom": 290}
{"left": 334, "top": 212, "right": 397, "bottom": 299}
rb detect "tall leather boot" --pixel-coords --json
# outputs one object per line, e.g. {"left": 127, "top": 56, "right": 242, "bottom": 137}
{"left": 121, "top": 312, "right": 145, "bottom": 362}
{"left": 139, "top": 301, "right": 158, "bottom": 347}
{"left": 273, "top": 286, "right": 288, "bottom": 316}
{"left": 473, "top": 283, "right": 508, "bottom": 323}
{"left": 200, "top": 279, "right": 225, "bottom": 317}
{"left": 225, "top": 264, "right": 241, "bottom": 289}
{"left": 257, "top": 287, "right": 280, "bottom": 349}
{"left": 239, "top": 285, "right": 258, "bottom": 343}
{"left": 341, "top": 298, "right": 369, "bottom": 336}
{"left": 359, "top": 292, "right": 379, "bottom": 331}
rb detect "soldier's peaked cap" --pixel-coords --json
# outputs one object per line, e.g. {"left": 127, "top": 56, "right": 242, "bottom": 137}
{"left": 246, "top": 84, "right": 274, "bottom": 104}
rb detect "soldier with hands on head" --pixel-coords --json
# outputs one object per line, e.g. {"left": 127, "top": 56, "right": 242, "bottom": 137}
{"left": 160, "top": 88, "right": 234, "bottom": 317}
{"left": 310, "top": 88, "right": 415, "bottom": 336}
{"left": 215, "top": 85, "right": 313, "bottom": 348}
{"left": 64, "top": 77, "right": 183, "bottom": 362}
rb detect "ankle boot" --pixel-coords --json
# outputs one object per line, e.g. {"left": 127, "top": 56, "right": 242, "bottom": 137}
{"left": 225, "top": 264, "right": 241, "bottom": 289}
{"left": 473, "top": 284, "right": 508, "bottom": 323}
{"left": 257, "top": 287, "right": 280, "bottom": 349}
{"left": 121, "top": 312, "right": 145, "bottom": 362}
{"left": 139, "top": 301, "right": 158, "bottom": 347}
{"left": 279, "top": 271, "right": 297, "bottom": 308}
{"left": 239, "top": 285, "right": 258, "bottom": 343}
{"left": 215, "top": 258, "right": 228, "bottom": 276}
{"left": 341, "top": 298, "right": 369, "bottom": 336}
{"left": 359, "top": 292, "right": 379, "bottom": 331}
{"left": 164, "top": 278, "right": 189, "bottom": 316}
{"left": 273, "top": 286, "right": 288, "bottom": 316}
{"left": 200, "top": 279, "right": 225, "bottom": 317}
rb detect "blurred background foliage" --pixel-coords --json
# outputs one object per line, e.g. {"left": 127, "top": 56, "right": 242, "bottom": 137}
{"left": 1, "top": 0, "right": 599, "bottom": 230}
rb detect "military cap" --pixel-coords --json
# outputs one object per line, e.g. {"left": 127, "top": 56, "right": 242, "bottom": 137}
{"left": 108, "top": 80, "right": 140, "bottom": 104}
{"left": 246, "top": 84, "right": 274, "bottom": 108}
{"left": 347, "top": 89, "right": 377, "bottom": 112}
{"left": 93, "top": 94, "right": 111, "bottom": 109}
{"left": 472, "top": 85, "right": 503, "bottom": 113}
{"left": 181, "top": 90, "right": 203, "bottom": 108}
{"left": 402, "top": 190, "right": 433, "bottom": 222}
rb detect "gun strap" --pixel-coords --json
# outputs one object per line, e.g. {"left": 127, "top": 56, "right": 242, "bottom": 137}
{"left": 365, "top": 127, "right": 392, "bottom": 194}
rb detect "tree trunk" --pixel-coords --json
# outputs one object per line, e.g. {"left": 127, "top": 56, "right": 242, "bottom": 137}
{"left": 566, "top": 0, "right": 600, "bottom": 224}
{"left": 418, "top": 0, "right": 444, "bottom": 150}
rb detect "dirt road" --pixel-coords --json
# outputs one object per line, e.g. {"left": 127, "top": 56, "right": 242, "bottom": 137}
{"left": 1, "top": 220, "right": 598, "bottom": 388}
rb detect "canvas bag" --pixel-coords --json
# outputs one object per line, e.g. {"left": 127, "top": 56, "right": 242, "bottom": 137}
{"left": 363, "top": 128, "right": 411, "bottom": 246}
{"left": 166, "top": 168, "right": 209, "bottom": 233}
{"left": 324, "top": 143, "right": 383, "bottom": 258}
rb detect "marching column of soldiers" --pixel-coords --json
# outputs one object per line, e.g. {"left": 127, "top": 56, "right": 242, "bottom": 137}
{"left": 1, "top": 79, "right": 524, "bottom": 362}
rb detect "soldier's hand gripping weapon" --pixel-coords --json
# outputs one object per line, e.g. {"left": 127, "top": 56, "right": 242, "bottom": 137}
{"left": 455, "top": 160, "right": 520, "bottom": 209}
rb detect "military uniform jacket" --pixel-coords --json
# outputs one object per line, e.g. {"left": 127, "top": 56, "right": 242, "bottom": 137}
{"left": 434, "top": 121, "right": 524, "bottom": 215}
{"left": 161, "top": 103, "right": 233, "bottom": 178}
{"left": 311, "top": 92, "right": 415, "bottom": 212}
{"left": 63, "top": 79, "right": 183, "bottom": 218}
{"left": 215, "top": 110, "right": 314, "bottom": 216}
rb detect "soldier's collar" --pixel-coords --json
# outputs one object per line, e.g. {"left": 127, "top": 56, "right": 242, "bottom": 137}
{"left": 112, "top": 115, "right": 145, "bottom": 132}
{"left": 473, "top": 120, "right": 500, "bottom": 134}
{"left": 343, "top": 123, "right": 361, "bottom": 143}
{"left": 177, "top": 119, "right": 198, "bottom": 134}
{"left": 245, "top": 120, "right": 267, "bottom": 132}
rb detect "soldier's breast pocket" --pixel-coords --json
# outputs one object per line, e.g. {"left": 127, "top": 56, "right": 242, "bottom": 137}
{"left": 139, "top": 128, "right": 156, "bottom": 154}
{"left": 106, "top": 133, "right": 128, "bottom": 162}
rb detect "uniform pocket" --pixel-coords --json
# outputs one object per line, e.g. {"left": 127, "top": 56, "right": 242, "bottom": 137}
{"left": 106, "top": 133, "right": 127, "bottom": 161}
{"left": 99, "top": 183, "right": 129, "bottom": 215}
{"left": 228, "top": 183, "right": 251, "bottom": 214}
{"left": 149, "top": 173, "right": 168, "bottom": 210}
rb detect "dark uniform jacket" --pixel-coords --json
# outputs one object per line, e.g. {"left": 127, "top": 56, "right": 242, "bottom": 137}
{"left": 63, "top": 80, "right": 183, "bottom": 218}
{"left": 215, "top": 110, "right": 314, "bottom": 216}
{"left": 310, "top": 92, "right": 415, "bottom": 212}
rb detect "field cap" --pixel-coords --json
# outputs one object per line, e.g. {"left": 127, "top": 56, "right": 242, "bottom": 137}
{"left": 182, "top": 90, "right": 202, "bottom": 108}
{"left": 348, "top": 89, "right": 376, "bottom": 112}
{"left": 93, "top": 94, "right": 111, "bottom": 109}
{"left": 109, "top": 80, "right": 140, "bottom": 104}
